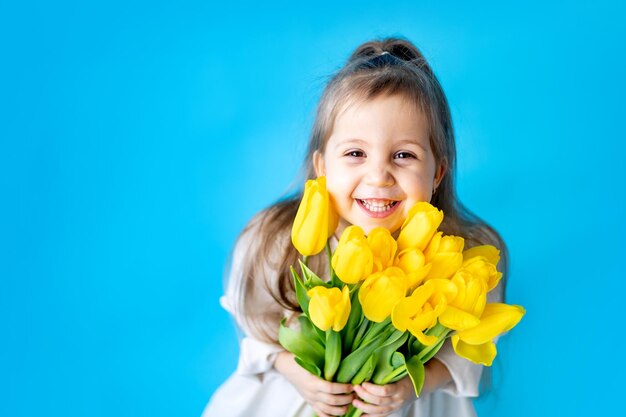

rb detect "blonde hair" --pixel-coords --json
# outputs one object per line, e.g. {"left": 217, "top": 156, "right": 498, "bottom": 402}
{"left": 231, "top": 37, "right": 508, "bottom": 344}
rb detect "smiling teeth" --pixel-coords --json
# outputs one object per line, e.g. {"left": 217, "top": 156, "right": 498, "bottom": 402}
{"left": 359, "top": 199, "right": 397, "bottom": 212}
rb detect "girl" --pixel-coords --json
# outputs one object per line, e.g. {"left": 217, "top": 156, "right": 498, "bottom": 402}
{"left": 202, "top": 37, "right": 507, "bottom": 417}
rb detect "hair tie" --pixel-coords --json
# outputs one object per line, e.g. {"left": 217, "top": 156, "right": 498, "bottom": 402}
{"left": 365, "top": 51, "right": 401, "bottom": 67}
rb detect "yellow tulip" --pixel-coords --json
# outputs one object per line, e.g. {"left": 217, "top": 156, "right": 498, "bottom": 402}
{"left": 391, "top": 280, "right": 450, "bottom": 345}
{"left": 463, "top": 245, "right": 500, "bottom": 266}
{"left": 462, "top": 246, "right": 502, "bottom": 291}
{"left": 332, "top": 225, "right": 374, "bottom": 284}
{"left": 423, "top": 233, "right": 464, "bottom": 281}
{"left": 307, "top": 285, "right": 351, "bottom": 332}
{"left": 292, "top": 176, "right": 337, "bottom": 256}
{"left": 359, "top": 267, "right": 407, "bottom": 323}
{"left": 397, "top": 202, "right": 443, "bottom": 252}
{"left": 438, "top": 270, "right": 487, "bottom": 330}
{"left": 367, "top": 227, "right": 397, "bottom": 273}
{"left": 451, "top": 303, "right": 525, "bottom": 366}
{"left": 455, "top": 303, "right": 526, "bottom": 344}
{"left": 394, "top": 248, "right": 431, "bottom": 289}
{"left": 450, "top": 336, "right": 497, "bottom": 366}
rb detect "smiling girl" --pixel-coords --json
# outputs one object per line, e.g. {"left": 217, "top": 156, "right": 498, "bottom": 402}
{"left": 202, "top": 37, "right": 507, "bottom": 417}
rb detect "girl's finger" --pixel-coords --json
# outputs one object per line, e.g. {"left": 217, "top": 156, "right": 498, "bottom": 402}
{"left": 354, "top": 385, "right": 394, "bottom": 406}
{"left": 316, "top": 392, "right": 355, "bottom": 406}
{"left": 315, "top": 401, "right": 351, "bottom": 416}
{"left": 320, "top": 381, "right": 354, "bottom": 394}
{"left": 312, "top": 409, "right": 331, "bottom": 417}
{"left": 352, "top": 398, "right": 395, "bottom": 416}
{"left": 360, "top": 382, "right": 393, "bottom": 397}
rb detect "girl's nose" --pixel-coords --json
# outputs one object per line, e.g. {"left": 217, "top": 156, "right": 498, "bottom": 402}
{"left": 365, "top": 161, "right": 395, "bottom": 187}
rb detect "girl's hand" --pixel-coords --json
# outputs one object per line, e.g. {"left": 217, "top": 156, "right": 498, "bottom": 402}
{"left": 274, "top": 352, "right": 354, "bottom": 417}
{"left": 352, "top": 377, "right": 415, "bottom": 417}
{"left": 352, "top": 359, "right": 453, "bottom": 417}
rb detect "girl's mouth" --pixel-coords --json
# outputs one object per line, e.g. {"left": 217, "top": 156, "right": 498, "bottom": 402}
{"left": 356, "top": 199, "right": 401, "bottom": 218}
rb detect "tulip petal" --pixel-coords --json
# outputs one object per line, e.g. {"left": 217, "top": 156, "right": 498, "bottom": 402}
{"left": 414, "top": 330, "right": 438, "bottom": 346}
{"left": 424, "top": 252, "right": 463, "bottom": 281}
{"left": 427, "top": 279, "right": 458, "bottom": 305}
{"left": 333, "top": 286, "right": 351, "bottom": 331}
{"left": 332, "top": 226, "right": 374, "bottom": 284}
{"left": 391, "top": 296, "right": 419, "bottom": 331}
{"left": 451, "top": 335, "right": 497, "bottom": 366}
{"left": 397, "top": 202, "right": 443, "bottom": 251}
{"left": 456, "top": 303, "right": 525, "bottom": 345}
{"left": 367, "top": 227, "right": 397, "bottom": 272}
{"left": 439, "top": 306, "right": 480, "bottom": 330}
{"left": 463, "top": 245, "right": 500, "bottom": 266}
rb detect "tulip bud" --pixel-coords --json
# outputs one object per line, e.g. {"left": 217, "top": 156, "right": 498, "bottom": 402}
{"left": 307, "top": 285, "right": 351, "bottom": 332}
{"left": 397, "top": 202, "right": 443, "bottom": 252}
{"left": 332, "top": 226, "right": 373, "bottom": 284}
{"left": 367, "top": 227, "right": 397, "bottom": 273}
{"left": 462, "top": 246, "right": 502, "bottom": 291}
{"left": 291, "top": 176, "right": 337, "bottom": 256}
{"left": 423, "top": 233, "right": 464, "bottom": 281}
{"left": 394, "top": 248, "right": 431, "bottom": 289}
{"left": 359, "top": 267, "right": 407, "bottom": 323}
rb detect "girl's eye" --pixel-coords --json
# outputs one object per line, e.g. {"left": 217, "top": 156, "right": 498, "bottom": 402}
{"left": 394, "top": 151, "right": 417, "bottom": 159}
{"left": 345, "top": 150, "right": 365, "bottom": 158}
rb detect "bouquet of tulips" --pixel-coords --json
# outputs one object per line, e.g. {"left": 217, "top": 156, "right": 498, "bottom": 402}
{"left": 279, "top": 177, "right": 525, "bottom": 417}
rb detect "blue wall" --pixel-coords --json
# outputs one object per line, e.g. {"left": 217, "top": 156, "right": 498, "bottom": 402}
{"left": 2, "top": 1, "right": 625, "bottom": 416}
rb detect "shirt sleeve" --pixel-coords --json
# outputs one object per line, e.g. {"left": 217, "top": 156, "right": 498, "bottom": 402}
{"left": 433, "top": 340, "right": 483, "bottom": 397}
{"left": 220, "top": 219, "right": 285, "bottom": 379}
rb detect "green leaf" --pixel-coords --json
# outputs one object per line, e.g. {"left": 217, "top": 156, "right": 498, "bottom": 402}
{"left": 291, "top": 266, "right": 310, "bottom": 315}
{"left": 405, "top": 355, "right": 425, "bottom": 398}
{"left": 387, "top": 368, "right": 408, "bottom": 383}
{"left": 418, "top": 336, "right": 447, "bottom": 363}
{"left": 415, "top": 323, "right": 450, "bottom": 362}
{"left": 359, "top": 317, "right": 391, "bottom": 347}
{"left": 278, "top": 318, "right": 324, "bottom": 368}
{"left": 336, "top": 326, "right": 394, "bottom": 383}
{"left": 299, "top": 259, "right": 327, "bottom": 288}
{"left": 294, "top": 357, "right": 322, "bottom": 377}
{"left": 298, "top": 315, "right": 324, "bottom": 346}
{"left": 380, "top": 352, "right": 408, "bottom": 384}
{"left": 324, "top": 330, "right": 342, "bottom": 381}
{"left": 351, "top": 354, "right": 375, "bottom": 385}
{"left": 391, "top": 352, "right": 404, "bottom": 368}
{"left": 371, "top": 332, "right": 409, "bottom": 385}
{"left": 351, "top": 317, "right": 371, "bottom": 351}
{"left": 341, "top": 287, "right": 363, "bottom": 353}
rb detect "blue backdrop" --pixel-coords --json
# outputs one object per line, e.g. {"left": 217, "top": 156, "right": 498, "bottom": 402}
{"left": 2, "top": 1, "right": 625, "bottom": 416}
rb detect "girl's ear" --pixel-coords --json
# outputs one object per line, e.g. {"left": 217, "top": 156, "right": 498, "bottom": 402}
{"left": 434, "top": 161, "right": 447, "bottom": 189}
{"left": 313, "top": 150, "right": 326, "bottom": 177}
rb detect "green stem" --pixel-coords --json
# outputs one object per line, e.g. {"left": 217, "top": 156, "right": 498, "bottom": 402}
{"left": 351, "top": 319, "right": 370, "bottom": 351}
{"left": 381, "top": 365, "right": 408, "bottom": 384}
{"left": 358, "top": 317, "right": 391, "bottom": 348}
{"left": 325, "top": 241, "right": 332, "bottom": 272}
{"left": 416, "top": 324, "right": 451, "bottom": 361}
{"left": 343, "top": 405, "right": 363, "bottom": 417}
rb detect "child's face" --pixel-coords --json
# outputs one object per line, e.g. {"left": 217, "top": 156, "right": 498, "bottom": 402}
{"left": 314, "top": 93, "right": 445, "bottom": 236}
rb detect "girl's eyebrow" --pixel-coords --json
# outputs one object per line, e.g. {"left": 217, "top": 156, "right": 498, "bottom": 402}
{"left": 334, "top": 138, "right": 367, "bottom": 147}
{"left": 396, "top": 139, "right": 427, "bottom": 152}
{"left": 333, "top": 138, "right": 427, "bottom": 152}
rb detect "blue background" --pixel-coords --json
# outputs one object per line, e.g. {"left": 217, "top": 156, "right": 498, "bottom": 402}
{"left": 2, "top": 1, "right": 625, "bottom": 416}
